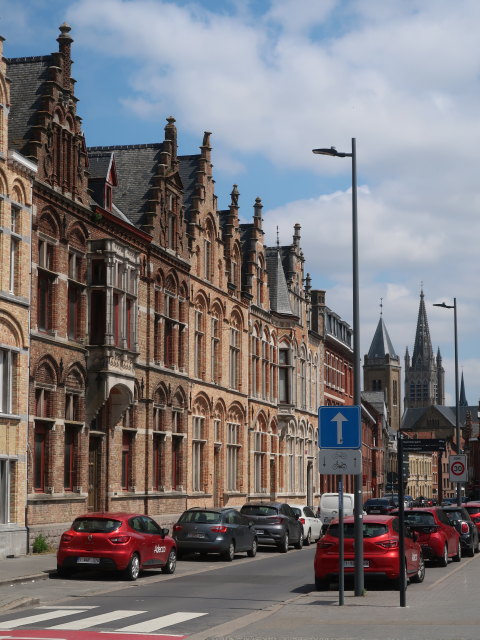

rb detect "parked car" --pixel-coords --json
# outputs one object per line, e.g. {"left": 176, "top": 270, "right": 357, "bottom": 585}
{"left": 172, "top": 507, "right": 257, "bottom": 561}
{"left": 364, "top": 497, "right": 396, "bottom": 515}
{"left": 314, "top": 515, "right": 425, "bottom": 590}
{"left": 239, "top": 502, "right": 303, "bottom": 552}
{"left": 57, "top": 512, "right": 177, "bottom": 580}
{"left": 395, "top": 507, "right": 461, "bottom": 566}
{"left": 463, "top": 502, "right": 480, "bottom": 534}
{"left": 318, "top": 493, "right": 355, "bottom": 527}
{"left": 442, "top": 497, "right": 457, "bottom": 506}
{"left": 290, "top": 504, "right": 322, "bottom": 545}
{"left": 443, "top": 505, "right": 480, "bottom": 557}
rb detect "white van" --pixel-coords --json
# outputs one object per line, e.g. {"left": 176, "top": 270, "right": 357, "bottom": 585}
{"left": 318, "top": 492, "right": 355, "bottom": 527}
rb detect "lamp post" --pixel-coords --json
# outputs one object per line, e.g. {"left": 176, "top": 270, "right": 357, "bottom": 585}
{"left": 312, "top": 139, "right": 363, "bottom": 596}
{"left": 433, "top": 299, "right": 461, "bottom": 506}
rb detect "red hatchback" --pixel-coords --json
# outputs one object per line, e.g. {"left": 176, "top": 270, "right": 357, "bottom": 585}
{"left": 463, "top": 502, "right": 480, "bottom": 534}
{"left": 57, "top": 512, "right": 177, "bottom": 581}
{"left": 314, "top": 515, "right": 425, "bottom": 589}
{"left": 397, "top": 507, "right": 461, "bottom": 566}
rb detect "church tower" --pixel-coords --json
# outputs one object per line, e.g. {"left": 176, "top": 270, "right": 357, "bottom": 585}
{"left": 404, "top": 289, "right": 445, "bottom": 408}
{"left": 363, "top": 307, "right": 401, "bottom": 430}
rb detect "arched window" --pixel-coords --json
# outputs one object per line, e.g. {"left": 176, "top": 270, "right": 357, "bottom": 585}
{"left": 251, "top": 325, "right": 260, "bottom": 397}
{"left": 192, "top": 399, "right": 208, "bottom": 492}
{"left": 210, "top": 306, "right": 221, "bottom": 384}
{"left": 229, "top": 314, "right": 241, "bottom": 390}
{"left": 194, "top": 299, "right": 206, "bottom": 379}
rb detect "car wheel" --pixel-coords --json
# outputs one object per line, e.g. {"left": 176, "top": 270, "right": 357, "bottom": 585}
{"left": 438, "top": 544, "right": 448, "bottom": 567}
{"left": 294, "top": 531, "right": 304, "bottom": 550}
{"left": 304, "top": 529, "right": 312, "bottom": 546}
{"left": 410, "top": 553, "right": 425, "bottom": 583}
{"left": 277, "top": 532, "right": 289, "bottom": 553}
{"left": 315, "top": 575, "right": 328, "bottom": 590}
{"left": 223, "top": 541, "right": 235, "bottom": 562}
{"left": 57, "top": 565, "right": 72, "bottom": 579}
{"left": 247, "top": 538, "right": 257, "bottom": 557}
{"left": 453, "top": 540, "right": 462, "bottom": 562}
{"left": 123, "top": 553, "right": 140, "bottom": 581}
{"left": 162, "top": 549, "right": 177, "bottom": 574}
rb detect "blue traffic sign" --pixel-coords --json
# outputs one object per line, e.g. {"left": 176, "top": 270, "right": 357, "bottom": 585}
{"left": 318, "top": 406, "right": 361, "bottom": 449}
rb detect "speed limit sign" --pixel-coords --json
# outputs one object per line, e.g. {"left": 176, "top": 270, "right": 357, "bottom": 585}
{"left": 449, "top": 454, "right": 467, "bottom": 482}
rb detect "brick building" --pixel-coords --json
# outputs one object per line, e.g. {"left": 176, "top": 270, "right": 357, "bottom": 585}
{"left": 0, "top": 36, "right": 37, "bottom": 557}
{"left": 0, "top": 25, "right": 388, "bottom": 550}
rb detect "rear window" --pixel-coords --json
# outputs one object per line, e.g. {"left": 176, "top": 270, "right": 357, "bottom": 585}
{"left": 444, "top": 509, "right": 464, "bottom": 522}
{"left": 403, "top": 512, "right": 435, "bottom": 527}
{"left": 178, "top": 510, "right": 221, "bottom": 524}
{"left": 72, "top": 518, "right": 121, "bottom": 533}
{"left": 465, "top": 506, "right": 480, "bottom": 515}
{"left": 291, "top": 507, "right": 302, "bottom": 517}
{"left": 241, "top": 505, "right": 278, "bottom": 517}
{"left": 328, "top": 523, "right": 388, "bottom": 538}
{"left": 366, "top": 499, "right": 389, "bottom": 505}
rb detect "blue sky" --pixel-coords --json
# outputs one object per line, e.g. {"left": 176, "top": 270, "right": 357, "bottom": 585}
{"left": 2, "top": 0, "right": 480, "bottom": 407}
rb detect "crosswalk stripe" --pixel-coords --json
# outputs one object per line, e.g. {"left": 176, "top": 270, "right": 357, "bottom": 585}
{"left": 119, "top": 611, "right": 208, "bottom": 632}
{"left": 36, "top": 606, "right": 99, "bottom": 610}
{"left": 50, "top": 610, "right": 146, "bottom": 630}
{"left": 0, "top": 610, "right": 89, "bottom": 629}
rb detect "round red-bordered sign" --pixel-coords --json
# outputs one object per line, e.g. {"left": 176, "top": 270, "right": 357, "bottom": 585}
{"left": 451, "top": 460, "right": 465, "bottom": 476}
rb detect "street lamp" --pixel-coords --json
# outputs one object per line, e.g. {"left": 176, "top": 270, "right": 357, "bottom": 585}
{"left": 312, "top": 139, "right": 363, "bottom": 596}
{"left": 433, "top": 299, "right": 461, "bottom": 506}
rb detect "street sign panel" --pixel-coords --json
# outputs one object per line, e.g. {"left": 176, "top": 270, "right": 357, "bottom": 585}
{"left": 319, "top": 448, "right": 362, "bottom": 475}
{"left": 449, "top": 454, "right": 467, "bottom": 483}
{"left": 318, "top": 406, "right": 361, "bottom": 449}
{"left": 401, "top": 438, "right": 446, "bottom": 452}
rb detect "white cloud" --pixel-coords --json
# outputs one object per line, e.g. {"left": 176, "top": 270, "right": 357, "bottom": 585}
{"left": 61, "top": 0, "right": 480, "bottom": 403}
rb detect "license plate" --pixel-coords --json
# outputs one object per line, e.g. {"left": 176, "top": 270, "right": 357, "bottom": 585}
{"left": 344, "top": 560, "right": 369, "bottom": 568}
{"left": 189, "top": 533, "right": 205, "bottom": 538}
{"left": 77, "top": 557, "right": 100, "bottom": 564}
{"left": 256, "top": 530, "right": 264, "bottom": 535}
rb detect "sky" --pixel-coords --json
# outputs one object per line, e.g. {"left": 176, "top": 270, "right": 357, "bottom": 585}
{"left": 1, "top": 0, "right": 480, "bottom": 408}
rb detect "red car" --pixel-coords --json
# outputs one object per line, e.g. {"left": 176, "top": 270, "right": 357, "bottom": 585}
{"left": 57, "top": 512, "right": 177, "bottom": 581}
{"left": 463, "top": 502, "right": 480, "bottom": 534}
{"left": 314, "top": 515, "right": 425, "bottom": 589}
{"left": 397, "top": 507, "right": 461, "bottom": 566}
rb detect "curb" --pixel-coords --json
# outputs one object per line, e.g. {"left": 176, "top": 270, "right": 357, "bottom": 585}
{"left": 0, "top": 596, "right": 41, "bottom": 613}
{"left": 0, "top": 572, "right": 51, "bottom": 587}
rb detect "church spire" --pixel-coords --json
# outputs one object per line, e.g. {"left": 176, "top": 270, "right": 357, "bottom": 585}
{"left": 411, "top": 288, "right": 434, "bottom": 368}
{"left": 459, "top": 372, "right": 468, "bottom": 406}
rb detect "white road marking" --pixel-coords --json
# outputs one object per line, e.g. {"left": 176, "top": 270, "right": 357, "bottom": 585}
{"left": 36, "top": 606, "right": 99, "bottom": 610}
{"left": 50, "top": 610, "right": 145, "bottom": 630}
{"left": 0, "top": 610, "right": 89, "bottom": 629}
{"left": 119, "top": 612, "right": 208, "bottom": 632}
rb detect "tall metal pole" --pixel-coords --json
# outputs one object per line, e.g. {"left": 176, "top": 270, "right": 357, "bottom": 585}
{"left": 351, "top": 138, "right": 364, "bottom": 596}
{"left": 454, "top": 298, "right": 461, "bottom": 506}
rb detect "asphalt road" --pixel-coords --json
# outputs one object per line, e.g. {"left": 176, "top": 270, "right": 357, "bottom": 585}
{"left": 0, "top": 544, "right": 479, "bottom": 639}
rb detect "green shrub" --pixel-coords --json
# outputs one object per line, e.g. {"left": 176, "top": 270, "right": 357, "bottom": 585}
{"left": 32, "top": 533, "right": 50, "bottom": 554}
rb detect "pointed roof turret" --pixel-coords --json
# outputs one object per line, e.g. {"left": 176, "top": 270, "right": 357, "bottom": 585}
{"left": 368, "top": 316, "right": 397, "bottom": 359}
{"left": 412, "top": 288, "right": 434, "bottom": 368}
{"left": 459, "top": 372, "right": 468, "bottom": 406}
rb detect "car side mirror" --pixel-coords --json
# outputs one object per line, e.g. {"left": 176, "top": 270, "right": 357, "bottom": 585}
{"left": 161, "top": 527, "right": 169, "bottom": 537}
{"left": 249, "top": 520, "right": 254, "bottom": 527}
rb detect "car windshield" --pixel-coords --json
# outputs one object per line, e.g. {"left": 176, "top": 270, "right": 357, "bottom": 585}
{"left": 72, "top": 518, "right": 122, "bottom": 533}
{"left": 403, "top": 512, "right": 435, "bottom": 527}
{"left": 241, "top": 505, "right": 278, "bottom": 517}
{"left": 328, "top": 523, "right": 388, "bottom": 538}
{"left": 366, "top": 499, "right": 389, "bottom": 505}
{"left": 178, "top": 510, "right": 221, "bottom": 524}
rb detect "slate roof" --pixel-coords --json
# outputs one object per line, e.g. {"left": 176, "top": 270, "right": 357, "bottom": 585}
{"left": 367, "top": 317, "right": 398, "bottom": 359}
{"left": 87, "top": 144, "right": 164, "bottom": 227}
{"left": 179, "top": 154, "right": 200, "bottom": 221}
{"left": 265, "top": 247, "right": 292, "bottom": 315}
{"left": 88, "top": 152, "right": 112, "bottom": 180}
{"left": 6, "top": 56, "right": 51, "bottom": 155}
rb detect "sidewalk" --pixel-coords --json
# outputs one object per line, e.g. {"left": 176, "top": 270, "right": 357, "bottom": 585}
{"left": 0, "top": 552, "right": 56, "bottom": 586}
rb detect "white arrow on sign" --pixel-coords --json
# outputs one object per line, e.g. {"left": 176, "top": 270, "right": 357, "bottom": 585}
{"left": 331, "top": 412, "right": 348, "bottom": 445}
